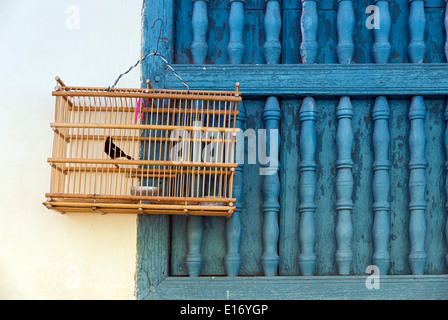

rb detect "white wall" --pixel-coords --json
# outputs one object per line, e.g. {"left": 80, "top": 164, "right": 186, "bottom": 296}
{"left": 0, "top": 0, "right": 143, "bottom": 299}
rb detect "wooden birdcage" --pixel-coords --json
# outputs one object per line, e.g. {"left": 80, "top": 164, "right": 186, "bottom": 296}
{"left": 43, "top": 77, "right": 241, "bottom": 217}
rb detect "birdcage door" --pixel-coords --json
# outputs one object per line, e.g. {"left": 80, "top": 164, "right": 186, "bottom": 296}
{"left": 136, "top": 0, "right": 448, "bottom": 300}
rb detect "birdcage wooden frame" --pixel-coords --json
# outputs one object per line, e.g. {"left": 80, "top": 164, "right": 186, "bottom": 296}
{"left": 43, "top": 77, "right": 241, "bottom": 217}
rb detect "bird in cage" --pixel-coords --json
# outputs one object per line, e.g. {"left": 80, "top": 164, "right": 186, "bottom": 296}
{"left": 104, "top": 137, "right": 134, "bottom": 162}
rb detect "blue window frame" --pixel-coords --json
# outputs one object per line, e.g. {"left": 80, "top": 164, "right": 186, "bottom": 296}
{"left": 136, "top": 0, "right": 448, "bottom": 300}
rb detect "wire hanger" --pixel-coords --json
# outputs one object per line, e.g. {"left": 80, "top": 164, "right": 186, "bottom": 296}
{"left": 108, "top": 18, "right": 189, "bottom": 92}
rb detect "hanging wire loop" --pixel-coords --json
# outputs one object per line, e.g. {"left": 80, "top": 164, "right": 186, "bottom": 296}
{"left": 108, "top": 19, "right": 189, "bottom": 92}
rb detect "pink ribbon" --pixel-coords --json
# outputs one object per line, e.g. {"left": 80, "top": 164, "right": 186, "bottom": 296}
{"left": 135, "top": 98, "right": 148, "bottom": 124}
{"left": 135, "top": 98, "right": 141, "bottom": 124}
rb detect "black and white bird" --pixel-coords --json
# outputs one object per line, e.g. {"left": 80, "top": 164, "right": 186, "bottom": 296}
{"left": 104, "top": 137, "right": 133, "bottom": 161}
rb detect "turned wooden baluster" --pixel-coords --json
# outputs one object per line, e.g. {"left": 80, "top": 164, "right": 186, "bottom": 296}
{"left": 186, "top": 216, "right": 203, "bottom": 277}
{"left": 264, "top": 0, "right": 282, "bottom": 64}
{"left": 261, "top": 0, "right": 281, "bottom": 277}
{"left": 373, "top": 0, "right": 391, "bottom": 64}
{"left": 191, "top": 0, "right": 209, "bottom": 64}
{"left": 227, "top": 0, "right": 245, "bottom": 64}
{"left": 225, "top": 0, "right": 245, "bottom": 276}
{"left": 408, "top": 0, "right": 427, "bottom": 275}
{"left": 226, "top": 103, "right": 245, "bottom": 276}
{"left": 445, "top": 0, "right": 448, "bottom": 60}
{"left": 297, "top": 0, "right": 318, "bottom": 276}
{"left": 334, "top": 0, "right": 354, "bottom": 276}
{"left": 409, "top": 0, "right": 426, "bottom": 63}
{"left": 336, "top": 0, "right": 355, "bottom": 65}
{"left": 408, "top": 96, "right": 427, "bottom": 275}
{"left": 334, "top": 97, "right": 354, "bottom": 275}
{"left": 261, "top": 97, "right": 281, "bottom": 276}
{"left": 298, "top": 97, "right": 318, "bottom": 276}
{"left": 444, "top": 100, "right": 448, "bottom": 268}
{"left": 186, "top": 0, "right": 209, "bottom": 277}
{"left": 372, "top": 97, "right": 391, "bottom": 275}
{"left": 371, "top": 0, "right": 392, "bottom": 276}
{"left": 300, "top": 0, "right": 318, "bottom": 64}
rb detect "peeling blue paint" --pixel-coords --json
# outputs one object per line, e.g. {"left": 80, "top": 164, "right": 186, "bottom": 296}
{"left": 137, "top": 0, "right": 448, "bottom": 301}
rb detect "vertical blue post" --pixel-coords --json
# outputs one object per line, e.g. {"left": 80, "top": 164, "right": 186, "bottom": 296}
{"left": 137, "top": 0, "right": 174, "bottom": 299}
{"left": 261, "top": 0, "right": 281, "bottom": 276}
{"left": 298, "top": 0, "right": 318, "bottom": 276}
{"left": 334, "top": 97, "right": 354, "bottom": 275}
{"left": 372, "top": 0, "right": 391, "bottom": 64}
{"left": 227, "top": 0, "right": 246, "bottom": 64}
{"left": 191, "top": 0, "right": 209, "bottom": 64}
{"left": 408, "top": 96, "right": 427, "bottom": 275}
{"left": 444, "top": 100, "right": 448, "bottom": 268}
{"left": 225, "top": 0, "right": 245, "bottom": 277}
{"left": 336, "top": 0, "right": 354, "bottom": 65}
{"left": 261, "top": 97, "right": 281, "bottom": 276}
{"left": 445, "top": 1, "right": 448, "bottom": 61}
{"left": 225, "top": 103, "right": 244, "bottom": 276}
{"left": 298, "top": 97, "right": 317, "bottom": 276}
{"left": 264, "top": 0, "right": 282, "bottom": 64}
{"left": 373, "top": 0, "right": 391, "bottom": 64}
{"left": 186, "top": 0, "right": 209, "bottom": 277}
{"left": 300, "top": 0, "right": 318, "bottom": 64}
{"left": 371, "top": 0, "right": 391, "bottom": 276}
{"left": 408, "top": 0, "right": 427, "bottom": 275}
{"left": 336, "top": 0, "right": 355, "bottom": 275}
{"left": 186, "top": 217, "right": 204, "bottom": 277}
{"left": 372, "top": 97, "right": 391, "bottom": 275}
{"left": 408, "top": 0, "right": 426, "bottom": 64}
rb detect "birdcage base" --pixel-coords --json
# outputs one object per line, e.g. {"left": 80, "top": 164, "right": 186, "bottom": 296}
{"left": 43, "top": 198, "right": 235, "bottom": 218}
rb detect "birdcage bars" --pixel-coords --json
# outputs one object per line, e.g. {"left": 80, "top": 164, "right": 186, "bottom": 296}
{"left": 43, "top": 77, "right": 241, "bottom": 217}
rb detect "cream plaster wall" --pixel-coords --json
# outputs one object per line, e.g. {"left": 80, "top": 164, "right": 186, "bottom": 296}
{"left": 0, "top": 0, "right": 143, "bottom": 299}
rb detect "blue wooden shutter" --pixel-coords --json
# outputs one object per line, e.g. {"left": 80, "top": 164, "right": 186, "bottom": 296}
{"left": 136, "top": 0, "right": 448, "bottom": 299}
